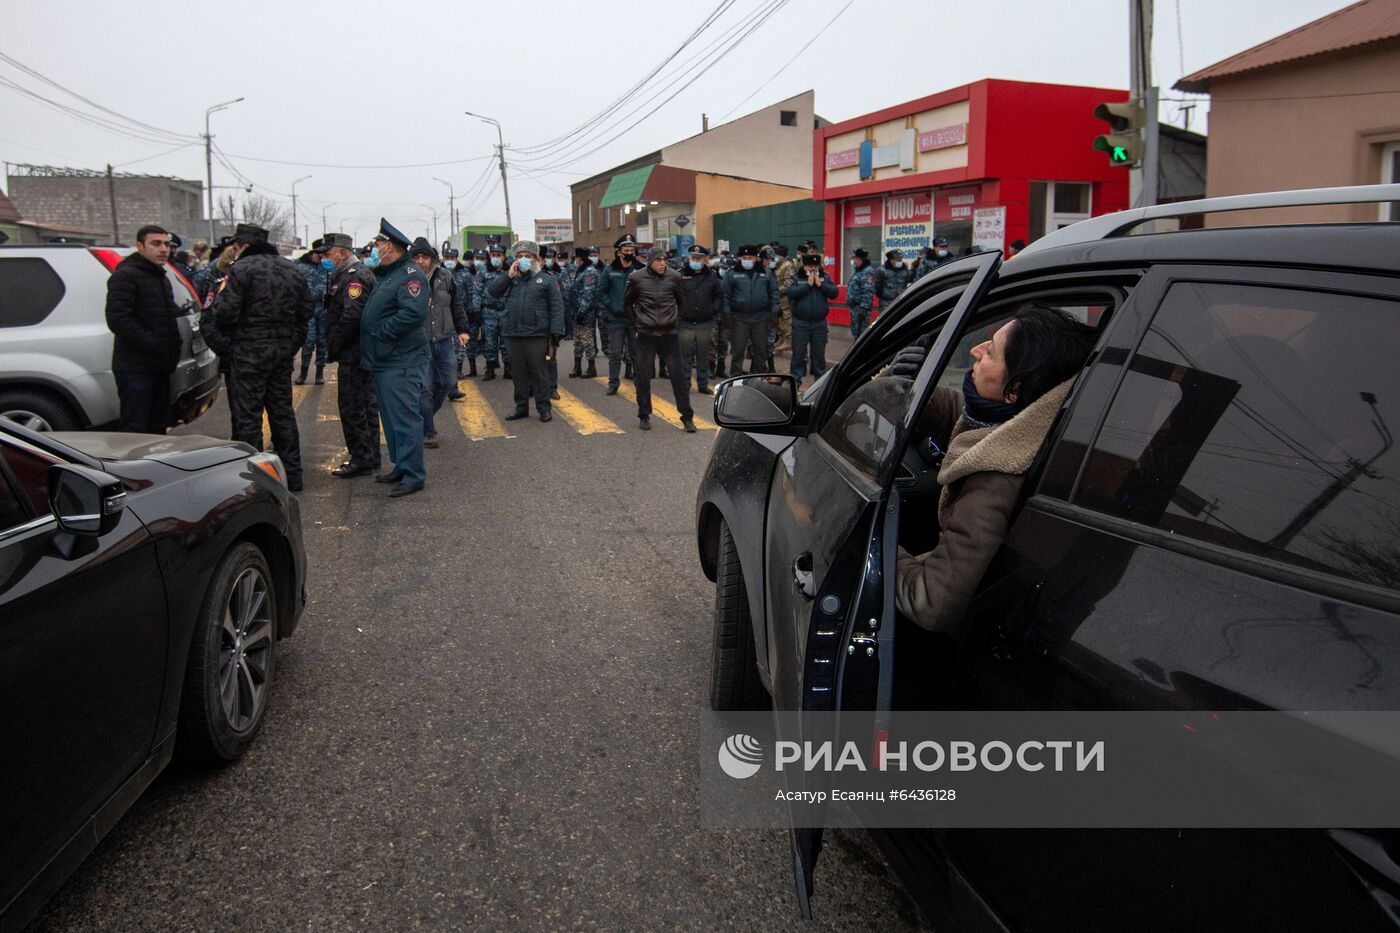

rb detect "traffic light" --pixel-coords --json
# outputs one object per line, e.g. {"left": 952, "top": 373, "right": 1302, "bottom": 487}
{"left": 1092, "top": 99, "right": 1146, "bottom": 167}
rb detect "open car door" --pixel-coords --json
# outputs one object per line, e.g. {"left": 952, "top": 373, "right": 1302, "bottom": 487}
{"left": 763, "top": 251, "right": 1002, "bottom": 916}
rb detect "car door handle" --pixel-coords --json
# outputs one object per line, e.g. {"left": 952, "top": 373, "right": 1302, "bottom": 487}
{"left": 792, "top": 552, "right": 815, "bottom": 599}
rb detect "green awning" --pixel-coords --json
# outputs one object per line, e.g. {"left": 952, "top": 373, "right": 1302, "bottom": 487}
{"left": 599, "top": 165, "right": 655, "bottom": 208}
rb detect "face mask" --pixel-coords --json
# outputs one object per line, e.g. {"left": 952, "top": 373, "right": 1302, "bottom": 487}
{"left": 517, "top": 257, "right": 532, "bottom": 273}
{"left": 474, "top": 259, "right": 486, "bottom": 270}
{"left": 893, "top": 260, "right": 904, "bottom": 268}
{"left": 688, "top": 260, "right": 703, "bottom": 271}
{"left": 365, "top": 247, "right": 381, "bottom": 269}
{"left": 740, "top": 259, "right": 755, "bottom": 270}
{"left": 935, "top": 249, "right": 949, "bottom": 258}
{"left": 490, "top": 256, "right": 503, "bottom": 268}
{"left": 592, "top": 257, "right": 602, "bottom": 266}
{"left": 620, "top": 252, "right": 635, "bottom": 263}
{"left": 444, "top": 260, "right": 456, "bottom": 269}
{"left": 320, "top": 258, "right": 335, "bottom": 271}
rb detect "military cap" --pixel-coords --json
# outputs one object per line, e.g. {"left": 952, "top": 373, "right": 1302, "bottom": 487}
{"left": 574, "top": 247, "right": 591, "bottom": 259}
{"left": 613, "top": 234, "right": 636, "bottom": 250}
{"left": 487, "top": 242, "right": 505, "bottom": 254}
{"left": 408, "top": 236, "right": 438, "bottom": 260}
{"left": 932, "top": 235, "right": 949, "bottom": 247}
{"left": 802, "top": 240, "right": 818, "bottom": 250}
{"left": 688, "top": 244, "right": 710, "bottom": 256}
{"left": 736, "top": 244, "right": 757, "bottom": 256}
{"left": 510, "top": 239, "right": 540, "bottom": 256}
{"left": 209, "top": 235, "right": 235, "bottom": 261}
{"left": 321, "top": 233, "right": 354, "bottom": 252}
{"left": 374, "top": 217, "right": 412, "bottom": 249}
{"left": 443, "top": 247, "right": 460, "bottom": 258}
{"left": 474, "top": 248, "right": 490, "bottom": 259}
{"left": 774, "top": 243, "right": 789, "bottom": 257}
{"left": 885, "top": 248, "right": 904, "bottom": 260}
{"left": 168, "top": 232, "right": 183, "bottom": 249}
{"left": 587, "top": 245, "right": 600, "bottom": 255}
{"left": 801, "top": 251, "right": 822, "bottom": 264}
{"left": 234, "top": 223, "right": 269, "bottom": 244}
{"left": 309, "top": 237, "right": 326, "bottom": 252}
{"left": 543, "top": 247, "right": 557, "bottom": 258}
{"left": 851, "top": 247, "right": 869, "bottom": 259}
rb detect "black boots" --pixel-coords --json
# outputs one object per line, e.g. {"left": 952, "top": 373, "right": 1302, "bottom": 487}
{"left": 503, "top": 362, "right": 512, "bottom": 379}
{"left": 484, "top": 363, "right": 497, "bottom": 382}
{"left": 314, "top": 365, "right": 324, "bottom": 386}
{"left": 585, "top": 360, "right": 597, "bottom": 378}
{"left": 467, "top": 358, "right": 478, "bottom": 377}
{"left": 295, "top": 360, "right": 309, "bottom": 385}
{"left": 713, "top": 359, "right": 726, "bottom": 378}
{"left": 623, "top": 362, "right": 633, "bottom": 380}
{"left": 569, "top": 359, "right": 583, "bottom": 378}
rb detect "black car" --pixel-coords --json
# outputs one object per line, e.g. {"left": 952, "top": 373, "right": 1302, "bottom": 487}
{"left": 0, "top": 422, "right": 306, "bottom": 931}
{"left": 696, "top": 188, "right": 1400, "bottom": 930}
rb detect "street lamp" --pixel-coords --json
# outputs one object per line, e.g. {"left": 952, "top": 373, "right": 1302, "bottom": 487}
{"left": 290, "top": 175, "right": 312, "bottom": 247}
{"left": 433, "top": 177, "right": 457, "bottom": 236}
{"left": 422, "top": 204, "right": 440, "bottom": 245}
{"left": 463, "top": 111, "right": 513, "bottom": 235}
{"left": 204, "top": 97, "right": 245, "bottom": 244}
{"left": 320, "top": 202, "right": 339, "bottom": 234}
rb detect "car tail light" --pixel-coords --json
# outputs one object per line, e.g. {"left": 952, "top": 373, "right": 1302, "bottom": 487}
{"left": 89, "top": 248, "right": 123, "bottom": 272}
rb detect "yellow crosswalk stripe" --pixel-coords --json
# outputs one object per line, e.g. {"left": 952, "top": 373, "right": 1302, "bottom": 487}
{"left": 451, "top": 380, "right": 510, "bottom": 440}
{"left": 591, "top": 377, "right": 716, "bottom": 431}
{"left": 552, "top": 387, "right": 624, "bottom": 435}
{"left": 259, "top": 383, "right": 318, "bottom": 450}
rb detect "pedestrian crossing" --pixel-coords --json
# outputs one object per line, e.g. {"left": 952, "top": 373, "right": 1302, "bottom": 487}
{"left": 590, "top": 377, "right": 718, "bottom": 431}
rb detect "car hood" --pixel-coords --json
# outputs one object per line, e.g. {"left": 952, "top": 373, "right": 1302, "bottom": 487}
{"left": 48, "top": 431, "right": 255, "bottom": 471}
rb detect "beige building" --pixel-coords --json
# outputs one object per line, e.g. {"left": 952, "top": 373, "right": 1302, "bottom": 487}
{"left": 1175, "top": 0, "right": 1400, "bottom": 225}
{"left": 570, "top": 91, "right": 826, "bottom": 256}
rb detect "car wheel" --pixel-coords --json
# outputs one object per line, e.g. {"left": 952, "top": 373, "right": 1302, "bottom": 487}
{"left": 709, "top": 519, "right": 770, "bottom": 711}
{"left": 178, "top": 542, "right": 276, "bottom": 764}
{"left": 0, "top": 390, "right": 79, "bottom": 432}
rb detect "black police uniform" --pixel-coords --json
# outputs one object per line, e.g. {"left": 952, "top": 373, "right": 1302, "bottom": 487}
{"left": 325, "top": 257, "right": 380, "bottom": 474}
{"left": 211, "top": 240, "right": 313, "bottom": 488}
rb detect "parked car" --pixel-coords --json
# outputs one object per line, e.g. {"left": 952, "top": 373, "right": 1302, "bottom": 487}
{"left": 696, "top": 186, "right": 1400, "bottom": 930}
{"left": 0, "top": 419, "right": 306, "bottom": 931}
{"left": 0, "top": 243, "right": 221, "bottom": 432}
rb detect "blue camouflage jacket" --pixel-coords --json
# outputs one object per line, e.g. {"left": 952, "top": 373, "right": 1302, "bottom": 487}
{"left": 298, "top": 259, "right": 329, "bottom": 315}
{"left": 845, "top": 264, "right": 877, "bottom": 312}
{"left": 451, "top": 265, "right": 481, "bottom": 325}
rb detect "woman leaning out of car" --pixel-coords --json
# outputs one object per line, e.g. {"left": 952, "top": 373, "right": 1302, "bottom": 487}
{"left": 894, "top": 305, "right": 1097, "bottom": 635}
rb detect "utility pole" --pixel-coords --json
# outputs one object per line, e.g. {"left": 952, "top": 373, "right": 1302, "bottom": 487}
{"left": 465, "top": 112, "right": 513, "bottom": 235}
{"left": 433, "top": 177, "right": 457, "bottom": 244}
{"left": 204, "top": 97, "right": 244, "bottom": 245}
{"left": 423, "top": 204, "right": 440, "bottom": 245}
{"left": 105, "top": 164, "right": 120, "bottom": 244}
{"left": 290, "top": 175, "right": 312, "bottom": 247}
{"left": 1128, "top": 0, "right": 1158, "bottom": 207}
{"left": 321, "top": 202, "right": 338, "bottom": 234}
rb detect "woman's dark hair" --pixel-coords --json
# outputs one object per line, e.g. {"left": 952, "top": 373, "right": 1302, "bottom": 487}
{"left": 1001, "top": 304, "right": 1098, "bottom": 412}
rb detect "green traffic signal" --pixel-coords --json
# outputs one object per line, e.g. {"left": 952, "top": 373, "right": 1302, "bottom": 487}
{"left": 1111, "top": 146, "right": 1129, "bottom": 163}
{"left": 1092, "top": 99, "right": 1145, "bottom": 167}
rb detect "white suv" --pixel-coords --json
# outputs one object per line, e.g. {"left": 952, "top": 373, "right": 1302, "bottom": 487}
{"left": 0, "top": 244, "right": 220, "bottom": 431}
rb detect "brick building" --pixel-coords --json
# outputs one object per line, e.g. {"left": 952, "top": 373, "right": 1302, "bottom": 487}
{"left": 5, "top": 164, "right": 205, "bottom": 246}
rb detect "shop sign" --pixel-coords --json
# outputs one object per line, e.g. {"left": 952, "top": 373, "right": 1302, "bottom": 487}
{"left": 972, "top": 207, "right": 1006, "bottom": 252}
{"left": 843, "top": 197, "right": 884, "bottom": 229}
{"left": 859, "top": 129, "right": 917, "bottom": 180}
{"left": 534, "top": 219, "right": 574, "bottom": 242}
{"left": 826, "top": 148, "right": 860, "bottom": 170}
{"left": 918, "top": 123, "right": 967, "bottom": 152}
{"left": 882, "top": 190, "right": 933, "bottom": 255}
{"left": 675, "top": 214, "right": 690, "bottom": 228}
{"left": 935, "top": 186, "right": 980, "bottom": 223}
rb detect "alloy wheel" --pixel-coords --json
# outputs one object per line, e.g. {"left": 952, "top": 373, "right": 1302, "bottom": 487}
{"left": 0, "top": 410, "right": 52, "bottom": 432}
{"left": 219, "top": 567, "right": 273, "bottom": 732}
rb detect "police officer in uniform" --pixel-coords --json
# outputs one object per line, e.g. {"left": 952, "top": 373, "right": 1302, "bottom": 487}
{"left": 479, "top": 242, "right": 511, "bottom": 381}
{"left": 568, "top": 246, "right": 602, "bottom": 378}
{"left": 321, "top": 232, "right": 380, "bottom": 477}
{"left": 211, "top": 223, "right": 313, "bottom": 490}
{"left": 360, "top": 218, "right": 429, "bottom": 497}
{"left": 600, "top": 234, "right": 641, "bottom": 394}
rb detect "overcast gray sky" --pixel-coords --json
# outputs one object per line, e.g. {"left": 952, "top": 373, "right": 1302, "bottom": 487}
{"left": 1, "top": 0, "right": 1347, "bottom": 244}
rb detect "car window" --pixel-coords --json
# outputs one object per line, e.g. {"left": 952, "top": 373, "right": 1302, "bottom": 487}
{"left": 818, "top": 376, "right": 914, "bottom": 481}
{"left": 166, "top": 266, "right": 198, "bottom": 310}
{"left": 1, "top": 442, "right": 55, "bottom": 517}
{"left": 0, "top": 471, "right": 28, "bottom": 532}
{"left": 0, "top": 257, "right": 66, "bottom": 328}
{"left": 1074, "top": 280, "right": 1400, "bottom": 593}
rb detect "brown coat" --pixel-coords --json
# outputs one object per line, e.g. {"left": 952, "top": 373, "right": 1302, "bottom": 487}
{"left": 894, "top": 378, "right": 1074, "bottom": 634}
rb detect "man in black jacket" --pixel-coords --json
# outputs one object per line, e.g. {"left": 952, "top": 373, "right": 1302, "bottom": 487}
{"left": 486, "top": 240, "right": 565, "bottom": 422}
{"left": 322, "top": 233, "right": 380, "bottom": 477}
{"left": 676, "top": 244, "right": 722, "bottom": 395}
{"left": 105, "top": 224, "right": 183, "bottom": 433}
{"left": 624, "top": 247, "right": 694, "bottom": 432}
{"left": 212, "top": 223, "right": 314, "bottom": 491}
{"left": 721, "top": 244, "right": 780, "bottom": 375}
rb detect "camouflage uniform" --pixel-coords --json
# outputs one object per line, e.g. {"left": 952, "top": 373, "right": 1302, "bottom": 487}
{"left": 451, "top": 264, "right": 482, "bottom": 376}
{"left": 874, "top": 261, "right": 913, "bottom": 306}
{"left": 709, "top": 266, "right": 730, "bottom": 376}
{"left": 479, "top": 264, "right": 511, "bottom": 374}
{"left": 845, "top": 263, "right": 878, "bottom": 340}
{"left": 324, "top": 258, "right": 380, "bottom": 470}
{"left": 297, "top": 258, "right": 330, "bottom": 378}
{"left": 570, "top": 262, "right": 602, "bottom": 370}
{"left": 774, "top": 255, "right": 799, "bottom": 351}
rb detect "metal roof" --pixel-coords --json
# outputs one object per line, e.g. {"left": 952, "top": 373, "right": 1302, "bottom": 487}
{"left": 599, "top": 166, "right": 655, "bottom": 209}
{"left": 1175, "top": 0, "right": 1400, "bottom": 91}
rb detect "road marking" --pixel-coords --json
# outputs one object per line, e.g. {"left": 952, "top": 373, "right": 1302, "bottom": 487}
{"left": 451, "top": 380, "right": 511, "bottom": 440}
{"left": 592, "top": 377, "right": 716, "bottom": 431}
{"left": 552, "top": 387, "right": 624, "bottom": 435}
{"left": 257, "top": 383, "right": 318, "bottom": 450}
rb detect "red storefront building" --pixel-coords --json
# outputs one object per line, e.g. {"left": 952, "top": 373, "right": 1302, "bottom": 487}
{"left": 814, "top": 79, "right": 1132, "bottom": 318}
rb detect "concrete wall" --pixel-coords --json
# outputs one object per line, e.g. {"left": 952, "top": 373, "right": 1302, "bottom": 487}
{"left": 663, "top": 91, "right": 816, "bottom": 189}
{"left": 1199, "top": 39, "right": 1400, "bottom": 225}
{"left": 8, "top": 174, "right": 204, "bottom": 244}
{"left": 692, "top": 174, "right": 812, "bottom": 248}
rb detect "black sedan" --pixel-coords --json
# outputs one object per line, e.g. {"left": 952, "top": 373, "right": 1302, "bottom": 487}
{"left": 0, "top": 421, "right": 306, "bottom": 931}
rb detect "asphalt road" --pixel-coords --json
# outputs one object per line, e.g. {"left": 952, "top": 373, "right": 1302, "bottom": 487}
{"left": 31, "top": 332, "right": 929, "bottom": 931}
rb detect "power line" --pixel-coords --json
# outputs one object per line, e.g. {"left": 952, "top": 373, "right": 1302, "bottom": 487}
{"left": 214, "top": 150, "right": 496, "bottom": 170}
{"left": 0, "top": 75, "right": 196, "bottom": 147}
{"left": 113, "top": 140, "right": 202, "bottom": 168}
{"left": 719, "top": 0, "right": 854, "bottom": 121}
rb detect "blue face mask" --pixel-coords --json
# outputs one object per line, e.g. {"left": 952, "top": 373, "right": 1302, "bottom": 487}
{"left": 490, "top": 256, "right": 503, "bottom": 268}
{"left": 320, "top": 258, "right": 335, "bottom": 271}
{"left": 443, "top": 260, "right": 456, "bottom": 269}
{"left": 474, "top": 259, "right": 486, "bottom": 270}
{"left": 688, "top": 260, "right": 702, "bottom": 271}
{"left": 365, "top": 247, "right": 381, "bottom": 269}
{"left": 741, "top": 259, "right": 755, "bottom": 270}
{"left": 517, "top": 257, "right": 533, "bottom": 274}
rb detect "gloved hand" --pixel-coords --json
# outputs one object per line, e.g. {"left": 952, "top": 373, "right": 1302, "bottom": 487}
{"left": 888, "top": 333, "right": 934, "bottom": 378}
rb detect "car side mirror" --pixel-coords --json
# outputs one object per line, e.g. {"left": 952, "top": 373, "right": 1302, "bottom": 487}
{"left": 47, "top": 463, "right": 126, "bottom": 537}
{"left": 713, "top": 374, "right": 807, "bottom": 434}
